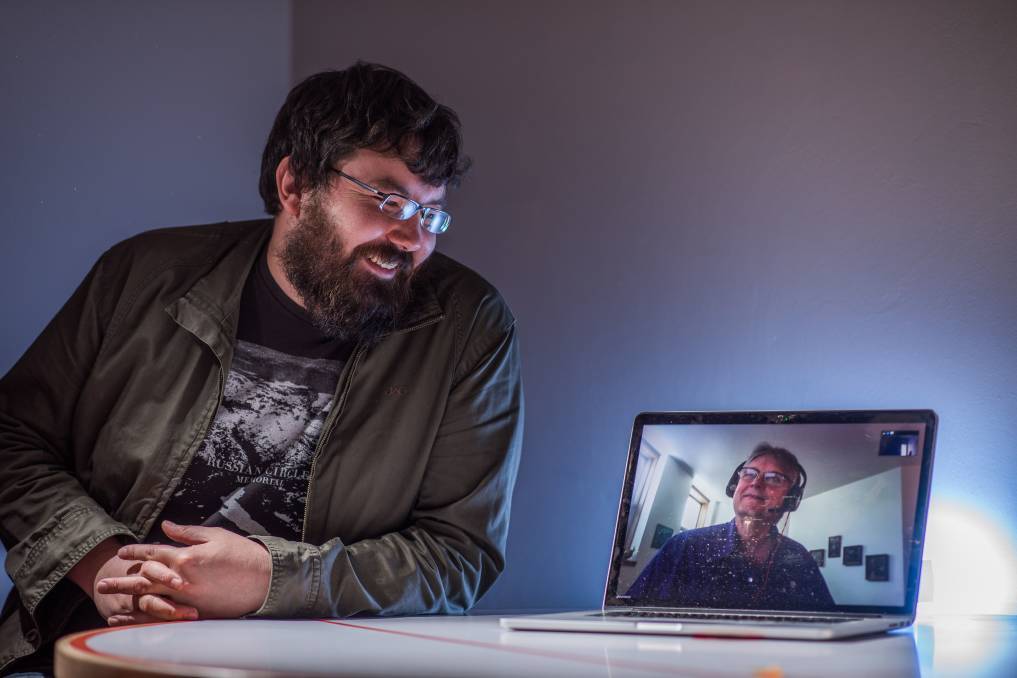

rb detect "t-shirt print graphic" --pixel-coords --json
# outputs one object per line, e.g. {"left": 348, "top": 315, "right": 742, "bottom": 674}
{"left": 156, "top": 339, "right": 343, "bottom": 542}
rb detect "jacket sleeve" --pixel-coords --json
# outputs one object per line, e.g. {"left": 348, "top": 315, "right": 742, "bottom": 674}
{"left": 251, "top": 313, "right": 524, "bottom": 617}
{"left": 0, "top": 251, "right": 136, "bottom": 629}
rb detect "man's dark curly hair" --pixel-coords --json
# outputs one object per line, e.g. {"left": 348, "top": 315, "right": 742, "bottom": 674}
{"left": 259, "top": 61, "right": 470, "bottom": 215}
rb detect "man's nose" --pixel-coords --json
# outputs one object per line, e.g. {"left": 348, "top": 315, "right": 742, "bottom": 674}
{"left": 386, "top": 215, "right": 424, "bottom": 252}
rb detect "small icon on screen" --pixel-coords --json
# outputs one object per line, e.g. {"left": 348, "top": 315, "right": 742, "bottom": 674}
{"left": 879, "top": 430, "right": 919, "bottom": 456}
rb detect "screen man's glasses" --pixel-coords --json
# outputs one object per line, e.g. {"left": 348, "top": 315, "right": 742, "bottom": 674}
{"left": 736, "top": 467, "right": 792, "bottom": 486}
{"left": 332, "top": 169, "right": 452, "bottom": 235}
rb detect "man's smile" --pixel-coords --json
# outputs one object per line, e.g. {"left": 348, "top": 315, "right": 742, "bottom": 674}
{"left": 362, "top": 252, "right": 402, "bottom": 278}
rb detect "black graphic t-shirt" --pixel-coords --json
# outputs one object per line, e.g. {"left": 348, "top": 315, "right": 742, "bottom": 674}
{"left": 152, "top": 247, "right": 354, "bottom": 543}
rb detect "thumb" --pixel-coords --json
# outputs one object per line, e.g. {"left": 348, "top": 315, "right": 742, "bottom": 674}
{"left": 162, "top": 520, "right": 210, "bottom": 546}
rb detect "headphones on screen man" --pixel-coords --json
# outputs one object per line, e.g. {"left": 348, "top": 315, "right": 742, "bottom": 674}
{"left": 724, "top": 451, "right": 808, "bottom": 513}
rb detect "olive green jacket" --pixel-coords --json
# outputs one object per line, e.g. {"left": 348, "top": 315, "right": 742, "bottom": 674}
{"left": 0, "top": 220, "right": 523, "bottom": 668}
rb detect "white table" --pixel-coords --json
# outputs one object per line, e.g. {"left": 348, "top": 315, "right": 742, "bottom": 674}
{"left": 55, "top": 614, "right": 1017, "bottom": 677}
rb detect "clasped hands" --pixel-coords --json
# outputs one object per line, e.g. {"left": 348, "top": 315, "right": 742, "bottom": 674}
{"left": 92, "top": 520, "right": 271, "bottom": 627}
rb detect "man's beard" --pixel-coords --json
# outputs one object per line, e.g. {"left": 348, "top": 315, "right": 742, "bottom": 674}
{"left": 279, "top": 198, "right": 415, "bottom": 344}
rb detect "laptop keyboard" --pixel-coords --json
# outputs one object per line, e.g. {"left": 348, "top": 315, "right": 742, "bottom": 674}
{"left": 603, "top": 610, "right": 861, "bottom": 624}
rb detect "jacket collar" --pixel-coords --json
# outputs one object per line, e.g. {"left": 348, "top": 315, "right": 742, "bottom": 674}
{"left": 164, "top": 222, "right": 270, "bottom": 363}
{"left": 384, "top": 256, "right": 445, "bottom": 336}
{"left": 166, "top": 220, "right": 444, "bottom": 360}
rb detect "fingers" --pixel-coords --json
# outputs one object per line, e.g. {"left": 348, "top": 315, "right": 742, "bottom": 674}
{"left": 136, "top": 593, "right": 199, "bottom": 621}
{"left": 104, "top": 592, "right": 198, "bottom": 626}
{"left": 107, "top": 612, "right": 158, "bottom": 627}
{"left": 118, "top": 521, "right": 218, "bottom": 565}
{"left": 101, "top": 593, "right": 138, "bottom": 617}
{"left": 139, "top": 559, "right": 184, "bottom": 589}
{"left": 106, "top": 594, "right": 198, "bottom": 626}
{"left": 98, "top": 560, "right": 184, "bottom": 596}
{"left": 160, "top": 520, "right": 212, "bottom": 546}
{"left": 97, "top": 575, "right": 158, "bottom": 596}
{"left": 118, "top": 543, "right": 179, "bottom": 564}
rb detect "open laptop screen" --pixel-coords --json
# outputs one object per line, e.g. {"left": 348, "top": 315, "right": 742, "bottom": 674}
{"left": 606, "top": 411, "right": 936, "bottom": 616}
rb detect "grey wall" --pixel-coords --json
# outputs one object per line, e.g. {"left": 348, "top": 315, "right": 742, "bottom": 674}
{"left": 1, "top": 0, "right": 292, "bottom": 603}
{"left": 788, "top": 468, "right": 906, "bottom": 607}
{"left": 1, "top": 0, "right": 291, "bottom": 368}
{"left": 2, "top": 0, "right": 1016, "bottom": 616}
{"left": 292, "top": 1, "right": 1017, "bottom": 611}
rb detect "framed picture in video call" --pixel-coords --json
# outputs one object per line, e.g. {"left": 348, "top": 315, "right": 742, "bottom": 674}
{"left": 810, "top": 549, "right": 825, "bottom": 567}
{"left": 650, "top": 524, "right": 674, "bottom": 549}
{"left": 843, "top": 545, "right": 863, "bottom": 566}
{"left": 828, "top": 535, "right": 842, "bottom": 558}
{"left": 866, "top": 554, "right": 890, "bottom": 582}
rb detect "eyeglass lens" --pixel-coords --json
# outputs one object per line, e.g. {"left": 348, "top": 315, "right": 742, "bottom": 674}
{"left": 738, "top": 468, "right": 789, "bottom": 486}
{"left": 379, "top": 196, "right": 450, "bottom": 234}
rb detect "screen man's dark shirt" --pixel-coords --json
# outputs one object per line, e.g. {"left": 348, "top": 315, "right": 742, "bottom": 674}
{"left": 626, "top": 520, "right": 835, "bottom": 610}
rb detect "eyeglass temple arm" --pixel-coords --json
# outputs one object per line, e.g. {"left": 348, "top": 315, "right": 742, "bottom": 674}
{"left": 334, "top": 170, "right": 387, "bottom": 198}
{"left": 333, "top": 169, "right": 446, "bottom": 228}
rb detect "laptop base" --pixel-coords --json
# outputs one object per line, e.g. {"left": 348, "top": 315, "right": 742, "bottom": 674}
{"left": 501, "top": 609, "right": 911, "bottom": 640}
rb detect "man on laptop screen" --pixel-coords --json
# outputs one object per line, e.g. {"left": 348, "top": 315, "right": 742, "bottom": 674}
{"left": 501, "top": 411, "right": 936, "bottom": 640}
{"left": 626, "top": 443, "right": 834, "bottom": 610}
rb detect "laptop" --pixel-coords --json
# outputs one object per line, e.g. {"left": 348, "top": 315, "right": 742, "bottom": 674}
{"left": 502, "top": 409, "right": 937, "bottom": 640}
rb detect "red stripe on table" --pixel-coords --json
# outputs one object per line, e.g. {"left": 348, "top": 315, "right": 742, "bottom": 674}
{"left": 68, "top": 621, "right": 200, "bottom": 674}
{"left": 68, "top": 619, "right": 752, "bottom": 677}
{"left": 319, "top": 619, "right": 733, "bottom": 676}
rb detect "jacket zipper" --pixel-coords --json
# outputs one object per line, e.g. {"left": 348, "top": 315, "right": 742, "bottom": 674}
{"left": 299, "top": 314, "right": 444, "bottom": 542}
{"left": 300, "top": 343, "right": 364, "bottom": 543}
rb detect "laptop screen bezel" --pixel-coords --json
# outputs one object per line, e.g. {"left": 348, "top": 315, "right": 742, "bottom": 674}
{"left": 602, "top": 409, "right": 937, "bottom": 616}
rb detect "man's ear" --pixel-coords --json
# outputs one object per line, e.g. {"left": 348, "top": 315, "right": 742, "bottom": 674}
{"left": 275, "top": 156, "right": 303, "bottom": 217}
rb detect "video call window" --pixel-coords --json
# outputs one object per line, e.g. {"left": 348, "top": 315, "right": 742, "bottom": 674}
{"left": 615, "top": 422, "right": 926, "bottom": 612}
{"left": 879, "top": 430, "right": 919, "bottom": 456}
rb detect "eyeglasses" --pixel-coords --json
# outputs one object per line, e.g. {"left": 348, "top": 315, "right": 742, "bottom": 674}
{"left": 331, "top": 169, "right": 452, "bottom": 235}
{"left": 737, "top": 467, "right": 792, "bottom": 486}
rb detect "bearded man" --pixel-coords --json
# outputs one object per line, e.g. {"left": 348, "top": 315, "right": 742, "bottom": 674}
{"left": 0, "top": 62, "right": 523, "bottom": 675}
